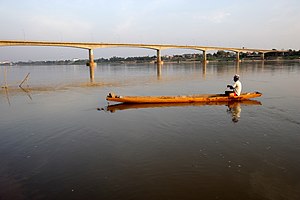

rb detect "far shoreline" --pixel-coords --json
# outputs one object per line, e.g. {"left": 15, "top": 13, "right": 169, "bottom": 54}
{"left": 2, "top": 58, "right": 299, "bottom": 66}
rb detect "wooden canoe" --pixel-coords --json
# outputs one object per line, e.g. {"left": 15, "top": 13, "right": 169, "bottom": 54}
{"left": 106, "top": 91, "right": 262, "bottom": 104}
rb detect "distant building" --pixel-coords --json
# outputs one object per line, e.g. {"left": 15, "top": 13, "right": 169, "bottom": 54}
{"left": 0, "top": 61, "right": 12, "bottom": 65}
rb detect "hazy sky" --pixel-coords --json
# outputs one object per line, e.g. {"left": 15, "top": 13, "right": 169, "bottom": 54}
{"left": 0, "top": 0, "right": 299, "bottom": 61}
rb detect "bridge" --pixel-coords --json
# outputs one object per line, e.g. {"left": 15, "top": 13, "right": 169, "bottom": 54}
{"left": 0, "top": 40, "right": 287, "bottom": 81}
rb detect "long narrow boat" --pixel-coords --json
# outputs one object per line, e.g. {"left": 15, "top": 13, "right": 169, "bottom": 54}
{"left": 106, "top": 91, "right": 262, "bottom": 104}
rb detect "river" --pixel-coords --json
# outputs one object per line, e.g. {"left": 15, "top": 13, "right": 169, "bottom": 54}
{"left": 1, "top": 61, "right": 300, "bottom": 200}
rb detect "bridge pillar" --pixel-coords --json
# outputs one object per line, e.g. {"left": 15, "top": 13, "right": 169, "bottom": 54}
{"left": 88, "top": 49, "right": 95, "bottom": 67}
{"left": 87, "top": 49, "right": 96, "bottom": 81}
{"left": 202, "top": 50, "right": 207, "bottom": 63}
{"left": 156, "top": 49, "right": 163, "bottom": 64}
{"left": 236, "top": 51, "right": 241, "bottom": 62}
{"left": 261, "top": 52, "right": 265, "bottom": 60}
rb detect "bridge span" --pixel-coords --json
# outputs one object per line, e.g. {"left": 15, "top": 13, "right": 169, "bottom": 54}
{"left": 0, "top": 40, "right": 287, "bottom": 81}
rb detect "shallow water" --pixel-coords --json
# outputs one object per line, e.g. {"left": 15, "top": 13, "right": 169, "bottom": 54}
{"left": 1, "top": 61, "right": 300, "bottom": 200}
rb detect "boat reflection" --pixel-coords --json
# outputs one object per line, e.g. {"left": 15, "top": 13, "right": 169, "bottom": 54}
{"left": 101, "top": 100, "right": 262, "bottom": 122}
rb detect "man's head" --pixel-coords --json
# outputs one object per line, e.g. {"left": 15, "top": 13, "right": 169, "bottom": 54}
{"left": 234, "top": 74, "right": 240, "bottom": 82}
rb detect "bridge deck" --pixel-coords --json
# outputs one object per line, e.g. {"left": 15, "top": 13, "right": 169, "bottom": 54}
{"left": 0, "top": 40, "right": 287, "bottom": 53}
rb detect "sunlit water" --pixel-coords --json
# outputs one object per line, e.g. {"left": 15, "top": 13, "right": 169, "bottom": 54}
{"left": 1, "top": 62, "right": 300, "bottom": 200}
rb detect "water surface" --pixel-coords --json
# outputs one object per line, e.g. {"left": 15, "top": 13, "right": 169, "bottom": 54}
{"left": 1, "top": 61, "right": 300, "bottom": 200}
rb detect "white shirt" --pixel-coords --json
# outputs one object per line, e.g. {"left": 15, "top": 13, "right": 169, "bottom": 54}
{"left": 233, "top": 80, "right": 242, "bottom": 96}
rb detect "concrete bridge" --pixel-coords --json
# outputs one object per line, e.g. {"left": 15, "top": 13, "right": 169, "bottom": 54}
{"left": 0, "top": 40, "right": 287, "bottom": 81}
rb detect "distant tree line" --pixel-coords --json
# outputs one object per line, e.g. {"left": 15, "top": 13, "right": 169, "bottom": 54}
{"left": 97, "top": 56, "right": 156, "bottom": 63}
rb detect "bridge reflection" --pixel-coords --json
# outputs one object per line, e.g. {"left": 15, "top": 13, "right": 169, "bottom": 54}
{"left": 156, "top": 61, "right": 245, "bottom": 80}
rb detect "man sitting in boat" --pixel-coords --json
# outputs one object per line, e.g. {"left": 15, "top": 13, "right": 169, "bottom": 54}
{"left": 226, "top": 74, "right": 242, "bottom": 96}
